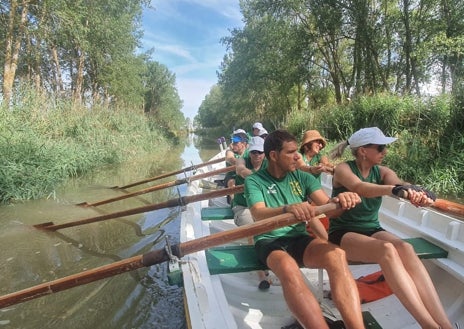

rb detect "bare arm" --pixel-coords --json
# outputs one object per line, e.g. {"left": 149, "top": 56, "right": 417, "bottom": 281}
{"left": 332, "top": 162, "right": 395, "bottom": 198}
{"left": 225, "top": 149, "right": 237, "bottom": 165}
{"left": 249, "top": 189, "right": 360, "bottom": 223}
{"left": 235, "top": 158, "right": 253, "bottom": 178}
{"left": 333, "top": 163, "right": 433, "bottom": 206}
{"left": 296, "top": 154, "right": 334, "bottom": 175}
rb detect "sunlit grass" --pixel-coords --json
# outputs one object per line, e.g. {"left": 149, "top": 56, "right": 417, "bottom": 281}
{"left": 0, "top": 88, "right": 171, "bottom": 203}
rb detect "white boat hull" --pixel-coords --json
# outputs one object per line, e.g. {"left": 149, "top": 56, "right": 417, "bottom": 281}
{"left": 180, "top": 152, "right": 464, "bottom": 329}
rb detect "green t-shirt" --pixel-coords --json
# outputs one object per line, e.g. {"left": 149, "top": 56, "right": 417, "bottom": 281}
{"left": 300, "top": 152, "right": 323, "bottom": 181}
{"left": 245, "top": 168, "right": 321, "bottom": 243}
{"left": 232, "top": 156, "right": 268, "bottom": 208}
{"left": 329, "top": 160, "right": 383, "bottom": 233}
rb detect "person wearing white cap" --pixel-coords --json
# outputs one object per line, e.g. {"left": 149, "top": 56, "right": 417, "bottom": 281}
{"left": 329, "top": 127, "right": 452, "bottom": 329}
{"left": 257, "top": 127, "right": 268, "bottom": 139}
{"left": 252, "top": 122, "right": 265, "bottom": 137}
{"left": 232, "top": 136, "right": 270, "bottom": 290}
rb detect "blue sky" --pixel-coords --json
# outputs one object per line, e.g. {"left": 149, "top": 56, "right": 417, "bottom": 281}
{"left": 142, "top": 1, "right": 244, "bottom": 120}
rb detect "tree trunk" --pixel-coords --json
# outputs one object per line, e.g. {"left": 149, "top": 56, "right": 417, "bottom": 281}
{"left": 73, "top": 46, "right": 85, "bottom": 105}
{"left": 3, "top": 0, "right": 29, "bottom": 105}
{"left": 51, "top": 45, "right": 63, "bottom": 93}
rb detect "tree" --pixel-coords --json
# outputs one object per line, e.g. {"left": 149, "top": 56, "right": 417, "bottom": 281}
{"left": 143, "top": 60, "right": 184, "bottom": 135}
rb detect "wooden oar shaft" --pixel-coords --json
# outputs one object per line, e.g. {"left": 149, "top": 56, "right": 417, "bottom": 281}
{"left": 114, "top": 157, "right": 226, "bottom": 189}
{"left": 0, "top": 255, "right": 147, "bottom": 309}
{"left": 432, "top": 198, "right": 464, "bottom": 217}
{"left": 1, "top": 203, "right": 339, "bottom": 309}
{"left": 36, "top": 185, "right": 244, "bottom": 231}
{"left": 83, "top": 166, "right": 235, "bottom": 207}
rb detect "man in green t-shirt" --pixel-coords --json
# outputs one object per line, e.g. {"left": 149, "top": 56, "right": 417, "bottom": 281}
{"left": 244, "top": 129, "right": 364, "bottom": 329}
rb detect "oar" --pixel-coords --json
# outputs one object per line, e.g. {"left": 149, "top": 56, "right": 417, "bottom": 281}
{"left": 432, "top": 199, "right": 464, "bottom": 218}
{"left": 34, "top": 185, "right": 244, "bottom": 231}
{"left": 394, "top": 190, "right": 464, "bottom": 218}
{"left": 111, "top": 157, "right": 226, "bottom": 189}
{"left": 77, "top": 166, "right": 235, "bottom": 207}
{"left": 0, "top": 202, "right": 340, "bottom": 309}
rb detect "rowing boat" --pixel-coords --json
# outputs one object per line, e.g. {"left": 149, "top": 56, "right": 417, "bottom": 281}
{"left": 178, "top": 149, "right": 464, "bottom": 328}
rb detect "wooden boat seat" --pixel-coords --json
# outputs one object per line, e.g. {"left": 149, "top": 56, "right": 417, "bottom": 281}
{"left": 201, "top": 207, "right": 234, "bottom": 221}
{"left": 205, "top": 237, "right": 448, "bottom": 275}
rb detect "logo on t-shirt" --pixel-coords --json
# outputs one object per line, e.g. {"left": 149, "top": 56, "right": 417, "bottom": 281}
{"left": 267, "top": 184, "right": 277, "bottom": 194}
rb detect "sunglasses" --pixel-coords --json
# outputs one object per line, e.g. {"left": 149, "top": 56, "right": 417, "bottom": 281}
{"left": 250, "top": 150, "right": 264, "bottom": 155}
{"left": 364, "top": 144, "right": 387, "bottom": 152}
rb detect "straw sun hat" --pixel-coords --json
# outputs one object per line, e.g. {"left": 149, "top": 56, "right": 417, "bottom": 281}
{"left": 300, "top": 130, "right": 327, "bottom": 152}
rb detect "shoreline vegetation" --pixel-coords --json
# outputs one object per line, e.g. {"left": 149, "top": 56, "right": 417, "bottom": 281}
{"left": 197, "top": 93, "right": 464, "bottom": 202}
{"left": 0, "top": 89, "right": 177, "bottom": 204}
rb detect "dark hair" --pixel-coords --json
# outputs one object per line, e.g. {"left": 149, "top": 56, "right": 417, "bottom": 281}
{"left": 263, "top": 129, "right": 297, "bottom": 158}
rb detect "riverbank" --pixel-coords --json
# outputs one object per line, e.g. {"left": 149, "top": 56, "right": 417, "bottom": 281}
{"left": 0, "top": 95, "right": 179, "bottom": 203}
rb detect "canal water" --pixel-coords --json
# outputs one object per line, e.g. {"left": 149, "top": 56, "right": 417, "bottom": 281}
{"left": 0, "top": 135, "right": 219, "bottom": 329}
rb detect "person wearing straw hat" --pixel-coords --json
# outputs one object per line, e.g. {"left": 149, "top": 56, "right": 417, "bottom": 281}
{"left": 297, "top": 130, "right": 334, "bottom": 182}
{"left": 329, "top": 127, "right": 452, "bottom": 329}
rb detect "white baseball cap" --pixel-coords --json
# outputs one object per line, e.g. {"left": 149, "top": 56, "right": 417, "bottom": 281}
{"left": 348, "top": 127, "right": 397, "bottom": 149}
{"left": 248, "top": 136, "right": 264, "bottom": 152}
{"left": 258, "top": 128, "right": 268, "bottom": 136}
{"left": 233, "top": 128, "right": 246, "bottom": 135}
{"left": 252, "top": 122, "right": 263, "bottom": 130}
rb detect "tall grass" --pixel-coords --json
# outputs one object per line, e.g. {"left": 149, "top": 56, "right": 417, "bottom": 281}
{"left": 0, "top": 87, "right": 171, "bottom": 203}
{"left": 286, "top": 93, "right": 464, "bottom": 198}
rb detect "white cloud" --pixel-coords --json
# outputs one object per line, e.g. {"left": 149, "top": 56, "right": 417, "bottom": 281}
{"left": 142, "top": 0, "right": 243, "bottom": 120}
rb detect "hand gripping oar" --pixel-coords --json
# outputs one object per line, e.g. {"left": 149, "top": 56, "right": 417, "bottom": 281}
{"left": 393, "top": 188, "right": 464, "bottom": 218}
{"left": 77, "top": 166, "right": 235, "bottom": 207}
{"left": 0, "top": 202, "right": 340, "bottom": 309}
{"left": 111, "top": 157, "right": 226, "bottom": 189}
{"left": 34, "top": 185, "right": 244, "bottom": 231}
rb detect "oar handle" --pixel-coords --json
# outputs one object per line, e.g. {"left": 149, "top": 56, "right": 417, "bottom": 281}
{"left": 143, "top": 202, "right": 341, "bottom": 264}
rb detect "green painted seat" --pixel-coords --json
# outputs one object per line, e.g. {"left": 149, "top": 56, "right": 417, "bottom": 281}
{"left": 205, "top": 245, "right": 267, "bottom": 274}
{"left": 205, "top": 237, "right": 447, "bottom": 275}
{"left": 201, "top": 207, "right": 234, "bottom": 221}
{"left": 403, "top": 237, "right": 448, "bottom": 259}
{"left": 362, "top": 311, "right": 383, "bottom": 328}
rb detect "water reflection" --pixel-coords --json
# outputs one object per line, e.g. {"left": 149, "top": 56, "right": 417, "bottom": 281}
{"left": 0, "top": 136, "right": 219, "bottom": 329}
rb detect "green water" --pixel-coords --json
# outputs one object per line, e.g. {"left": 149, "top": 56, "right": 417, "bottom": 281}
{"left": 0, "top": 135, "right": 220, "bottom": 329}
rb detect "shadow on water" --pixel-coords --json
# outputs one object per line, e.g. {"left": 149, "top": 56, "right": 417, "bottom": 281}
{"left": 0, "top": 134, "right": 219, "bottom": 329}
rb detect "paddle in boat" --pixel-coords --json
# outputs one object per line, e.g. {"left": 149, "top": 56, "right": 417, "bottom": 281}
{"left": 178, "top": 148, "right": 464, "bottom": 329}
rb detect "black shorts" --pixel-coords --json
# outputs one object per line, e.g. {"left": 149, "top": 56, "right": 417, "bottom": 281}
{"left": 255, "top": 235, "right": 314, "bottom": 266}
{"left": 328, "top": 228, "right": 385, "bottom": 245}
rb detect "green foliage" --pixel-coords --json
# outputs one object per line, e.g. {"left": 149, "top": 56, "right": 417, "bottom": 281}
{"left": 0, "top": 88, "right": 170, "bottom": 203}
{"left": 297, "top": 93, "right": 462, "bottom": 197}
{"left": 144, "top": 61, "right": 185, "bottom": 136}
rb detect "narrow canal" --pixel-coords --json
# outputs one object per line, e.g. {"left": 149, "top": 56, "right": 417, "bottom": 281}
{"left": 0, "top": 134, "right": 219, "bottom": 329}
